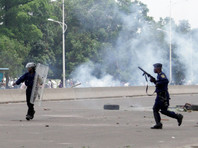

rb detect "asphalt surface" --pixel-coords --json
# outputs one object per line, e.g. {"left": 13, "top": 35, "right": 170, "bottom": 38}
{"left": 0, "top": 94, "right": 198, "bottom": 148}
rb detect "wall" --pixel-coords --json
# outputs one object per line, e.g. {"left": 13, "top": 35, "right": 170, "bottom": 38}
{"left": 0, "top": 85, "right": 198, "bottom": 103}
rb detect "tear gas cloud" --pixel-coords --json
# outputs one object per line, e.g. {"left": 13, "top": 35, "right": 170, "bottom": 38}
{"left": 70, "top": 1, "right": 198, "bottom": 87}
{"left": 170, "top": 26, "right": 198, "bottom": 85}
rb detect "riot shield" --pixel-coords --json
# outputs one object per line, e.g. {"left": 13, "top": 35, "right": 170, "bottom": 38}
{"left": 30, "top": 63, "right": 49, "bottom": 104}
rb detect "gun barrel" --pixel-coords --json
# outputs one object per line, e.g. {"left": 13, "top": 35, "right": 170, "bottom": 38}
{"left": 138, "top": 67, "right": 147, "bottom": 74}
{"left": 138, "top": 67, "right": 144, "bottom": 72}
{"left": 138, "top": 66, "right": 153, "bottom": 78}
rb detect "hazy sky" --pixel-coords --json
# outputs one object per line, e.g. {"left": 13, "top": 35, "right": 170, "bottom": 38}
{"left": 140, "top": 0, "right": 198, "bottom": 29}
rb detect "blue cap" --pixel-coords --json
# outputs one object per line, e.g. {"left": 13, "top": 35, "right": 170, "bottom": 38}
{"left": 153, "top": 63, "right": 162, "bottom": 68}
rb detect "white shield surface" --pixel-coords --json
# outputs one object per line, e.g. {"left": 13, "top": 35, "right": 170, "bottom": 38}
{"left": 30, "top": 63, "right": 49, "bottom": 104}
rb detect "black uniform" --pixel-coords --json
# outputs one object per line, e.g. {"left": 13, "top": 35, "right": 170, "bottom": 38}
{"left": 16, "top": 72, "right": 35, "bottom": 119}
{"left": 151, "top": 63, "right": 183, "bottom": 129}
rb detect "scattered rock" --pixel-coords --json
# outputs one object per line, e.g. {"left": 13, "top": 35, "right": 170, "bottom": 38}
{"left": 171, "top": 136, "right": 175, "bottom": 139}
{"left": 44, "top": 108, "right": 50, "bottom": 111}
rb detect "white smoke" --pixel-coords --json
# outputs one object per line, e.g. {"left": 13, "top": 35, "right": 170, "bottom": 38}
{"left": 71, "top": 61, "right": 121, "bottom": 87}
{"left": 169, "top": 26, "right": 198, "bottom": 85}
{"left": 70, "top": 1, "right": 198, "bottom": 87}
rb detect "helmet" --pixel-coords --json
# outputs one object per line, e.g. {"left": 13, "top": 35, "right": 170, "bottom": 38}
{"left": 153, "top": 63, "right": 162, "bottom": 68}
{"left": 26, "top": 62, "right": 36, "bottom": 68}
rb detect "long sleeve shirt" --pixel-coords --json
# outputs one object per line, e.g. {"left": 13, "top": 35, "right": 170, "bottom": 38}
{"left": 155, "top": 72, "right": 169, "bottom": 93}
{"left": 16, "top": 72, "right": 35, "bottom": 89}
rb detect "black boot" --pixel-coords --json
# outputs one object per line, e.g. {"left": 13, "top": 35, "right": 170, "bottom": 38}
{"left": 26, "top": 111, "right": 35, "bottom": 121}
{"left": 151, "top": 123, "right": 163, "bottom": 129}
{"left": 177, "top": 114, "right": 183, "bottom": 126}
{"left": 26, "top": 114, "right": 32, "bottom": 121}
{"left": 31, "top": 110, "right": 35, "bottom": 119}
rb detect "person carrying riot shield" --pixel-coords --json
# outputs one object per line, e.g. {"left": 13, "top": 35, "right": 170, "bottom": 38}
{"left": 13, "top": 63, "right": 49, "bottom": 120}
{"left": 13, "top": 62, "right": 36, "bottom": 120}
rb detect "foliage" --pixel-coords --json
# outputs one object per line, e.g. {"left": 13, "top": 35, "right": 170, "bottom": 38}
{"left": 0, "top": 0, "right": 193, "bottom": 84}
{"left": 0, "top": 35, "right": 30, "bottom": 76}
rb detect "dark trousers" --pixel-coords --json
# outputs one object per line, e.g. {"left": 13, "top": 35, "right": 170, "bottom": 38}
{"left": 153, "top": 92, "right": 178, "bottom": 124}
{"left": 26, "top": 88, "right": 35, "bottom": 116}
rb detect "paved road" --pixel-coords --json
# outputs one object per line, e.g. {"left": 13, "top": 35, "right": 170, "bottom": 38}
{"left": 0, "top": 94, "right": 198, "bottom": 148}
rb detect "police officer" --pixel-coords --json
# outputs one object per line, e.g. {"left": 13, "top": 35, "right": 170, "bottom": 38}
{"left": 150, "top": 63, "right": 183, "bottom": 129}
{"left": 13, "top": 62, "right": 36, "bottom": 120}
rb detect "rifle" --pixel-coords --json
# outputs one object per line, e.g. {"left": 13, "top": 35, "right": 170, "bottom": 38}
{"left": 138, "top": 66, "right": 155, "bottom": 96}
{"left": 138, "top": 67, "right": 155, "bottom": 82}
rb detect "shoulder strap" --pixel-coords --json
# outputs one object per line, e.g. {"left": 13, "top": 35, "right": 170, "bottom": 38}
{"left": 144, "top": 74, "right": 155, "bottom": 96}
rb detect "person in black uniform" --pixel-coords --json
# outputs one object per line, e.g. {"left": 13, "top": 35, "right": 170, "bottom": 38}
{"left": 13, "top": 62, "right": 36, "bottom": 120}
{"left": 150, "top": 63, "right": 183, "bottom": 129}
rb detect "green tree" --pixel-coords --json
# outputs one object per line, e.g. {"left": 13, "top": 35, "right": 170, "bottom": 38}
{"left": 0, "top": 35, "right": 30, "bottom": 76}
{"left": 0, "top": 0, "right": 57, "bottom": 77}
{"left": 48, "top": 0, "right": 122, "bottom": 79}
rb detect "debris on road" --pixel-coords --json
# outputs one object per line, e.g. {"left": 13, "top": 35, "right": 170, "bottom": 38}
{"left": 104, "top": 104, "right": 120, "bottom": 110}
{"left": 43, "top": 108, "right": 50, "bottom": 111}
{"left": 169, "top": 103, "right": 198, "bottom": 112}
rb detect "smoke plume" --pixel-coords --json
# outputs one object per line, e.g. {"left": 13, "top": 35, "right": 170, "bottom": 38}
{"left": 70, "top": 1, "right": 198, "bottom": 87}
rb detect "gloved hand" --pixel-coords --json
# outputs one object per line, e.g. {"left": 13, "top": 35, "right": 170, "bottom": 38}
{"left": 150, "top": 77, "right": 156, "bottom": 83}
